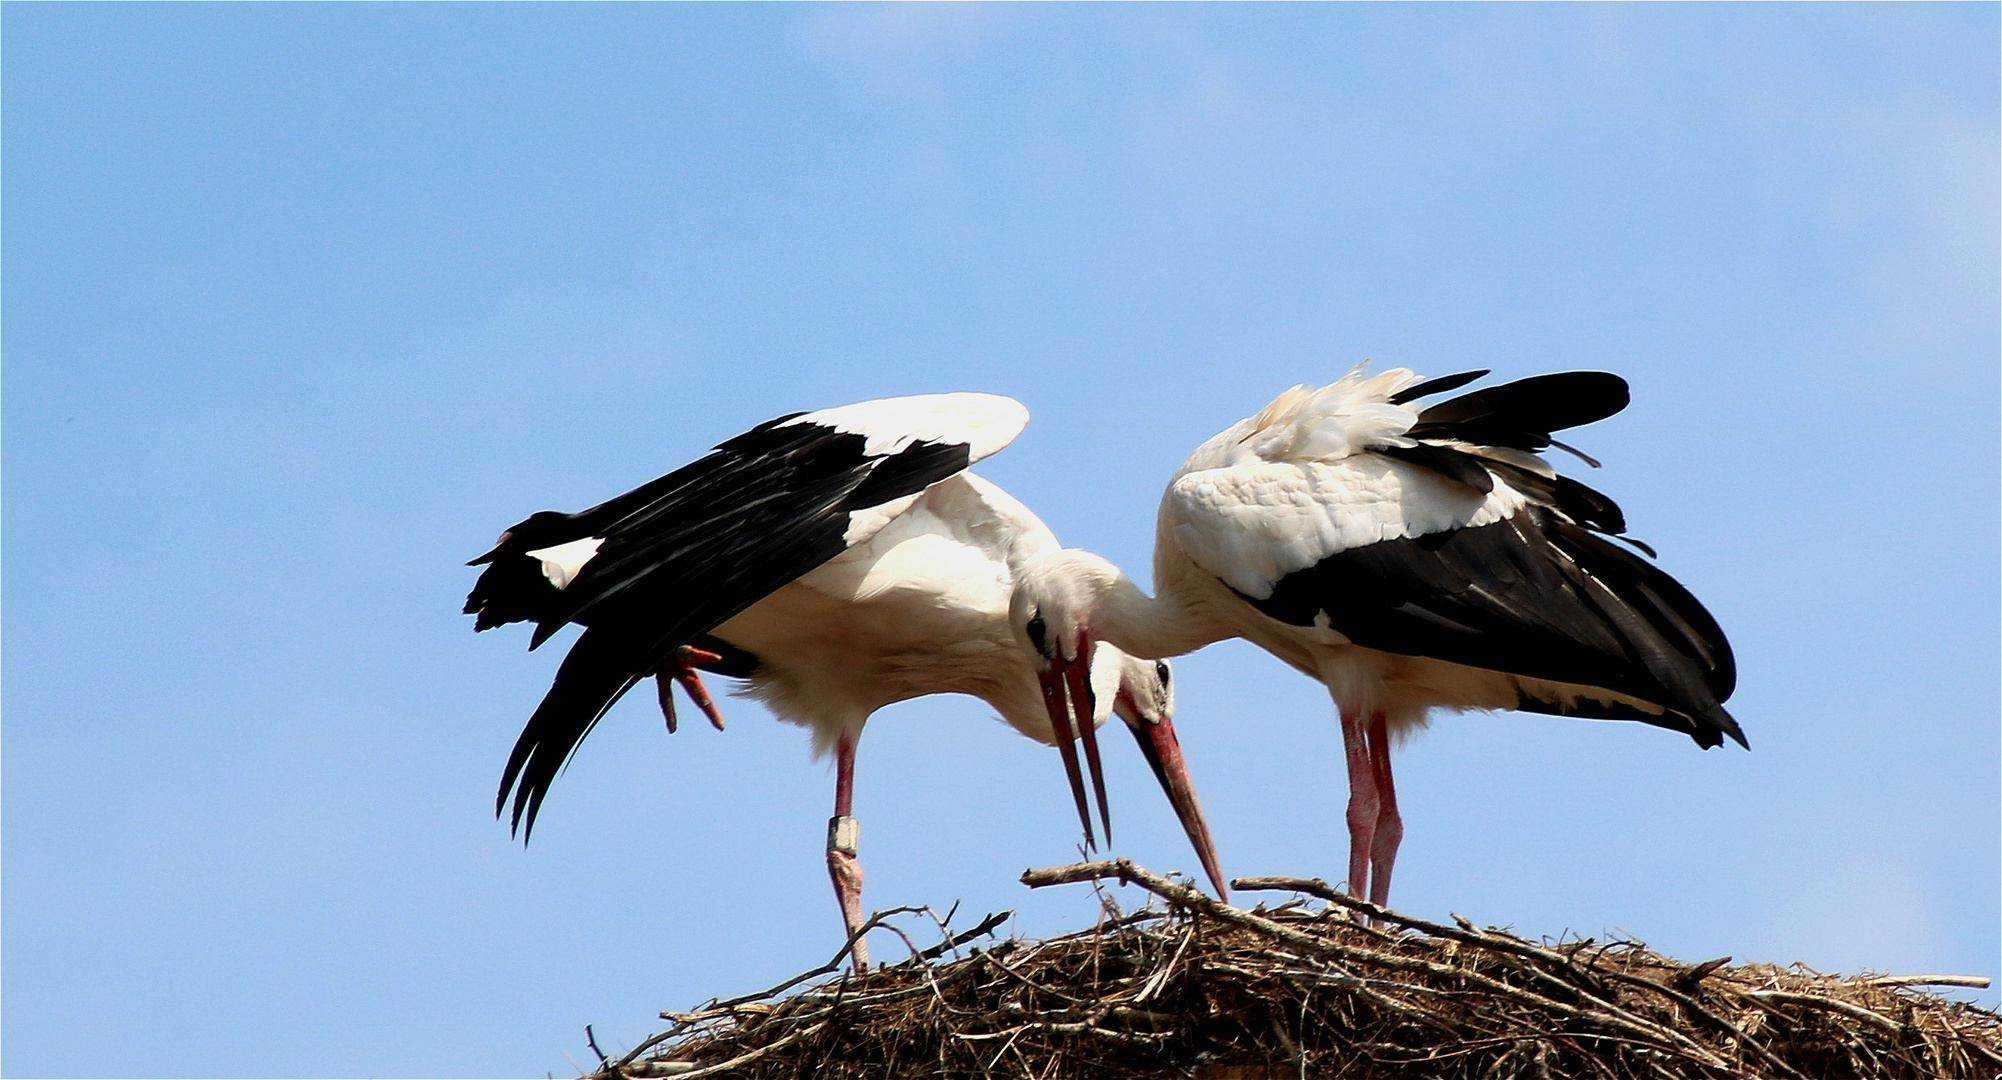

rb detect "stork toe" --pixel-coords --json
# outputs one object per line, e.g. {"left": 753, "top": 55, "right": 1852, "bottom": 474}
{"left": 655, "top": 645, "right": 727, "bottom": 733}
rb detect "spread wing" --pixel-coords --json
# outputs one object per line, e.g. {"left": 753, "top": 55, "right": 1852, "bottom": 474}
{"left": 466, "top": 393, "right": 1030, "bottom": 835}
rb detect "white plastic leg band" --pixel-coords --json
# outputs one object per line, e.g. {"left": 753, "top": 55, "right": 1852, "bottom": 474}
{"left": 827, "top": 815, "right": 860, "bottom": 858}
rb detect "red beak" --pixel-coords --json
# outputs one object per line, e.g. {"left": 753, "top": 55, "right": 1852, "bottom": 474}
{"left": 1062, "top": 638, "right": 1113, "bottom": 844}
{"left": 1123, "top": 705, "right": 1229, "bottom": 902}
{"left": 1038, "top": 661, "right": 1098, "bottom": 850}
{"left": 1042, "top": 636, "right": 1226, "bottom": 901}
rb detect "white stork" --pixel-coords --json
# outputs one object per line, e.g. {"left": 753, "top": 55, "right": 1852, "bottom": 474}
{"left": 1012, "top": 367, "right": 1744, "bottom": 911}
{"left": 464, "top": 393, "right": 1225, "bottom": 966}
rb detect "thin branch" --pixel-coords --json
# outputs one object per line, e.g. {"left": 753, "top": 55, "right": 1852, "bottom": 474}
{"left": 1745, "top": 990, "right": 1903, "bottom": 1034}
{"left": 1864, "top": 975, "right": 1991, "bottom": 990}
{"left": 920, "top": 910, "right": 1012, "bottom": 962}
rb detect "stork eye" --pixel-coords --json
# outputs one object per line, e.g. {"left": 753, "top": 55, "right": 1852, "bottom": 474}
{"left": 1154, "top": 660, "right": 1171, "bottom": 687}
{"left": 1026, "top": 611, "right": 1050, "bottom": 657}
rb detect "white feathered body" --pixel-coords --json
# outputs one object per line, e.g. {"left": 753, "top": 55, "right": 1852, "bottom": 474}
{"left": 715, "top": 471, "right": 1125, "bottom": 757}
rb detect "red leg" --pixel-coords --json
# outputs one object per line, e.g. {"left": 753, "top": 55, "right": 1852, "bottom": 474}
{"left": 827, "top": 733, "right": 868, "bottom": 970}
{"left": 1364, "top": 714, "right": 1403, "bottom": 910}
{"left": 1339, "top": 709, "right": 1380, "bottom": 910}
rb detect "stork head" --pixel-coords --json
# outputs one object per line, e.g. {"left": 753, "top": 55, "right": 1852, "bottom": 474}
{"left": 1012, "top": 551, "right": 1228, "bottom": 901}
{"left": 1100, "top": 649, "right": 1174, "bottom": 730}
{"left": 1010, "top": 548, "right": 1117, "bottom": 668}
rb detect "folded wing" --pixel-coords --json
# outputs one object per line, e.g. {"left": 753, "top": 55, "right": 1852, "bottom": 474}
{"left": 1169, "top": 371, "right": 1740, "bottom": 748}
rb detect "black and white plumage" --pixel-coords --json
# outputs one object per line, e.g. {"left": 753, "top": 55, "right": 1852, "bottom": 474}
{"left": 465, "top": 393, "right": 1225, "bottom": 966}
{"left": 1010, "top": 366, "right": 1744, "bottom": 911}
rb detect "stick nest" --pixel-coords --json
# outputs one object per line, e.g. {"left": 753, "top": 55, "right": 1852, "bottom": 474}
{"left": 601, "top": 860, "right": 1999, "bottom": 1080}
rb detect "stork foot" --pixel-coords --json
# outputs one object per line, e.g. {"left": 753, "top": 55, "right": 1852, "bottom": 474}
{"left": 655, "top": 646, "right": 726, "bottom": 734}
{"left": 826, "top": 814, "right": 868, "bottom": 970}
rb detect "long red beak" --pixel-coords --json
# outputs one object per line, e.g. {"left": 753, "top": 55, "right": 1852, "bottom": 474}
{"left": 1038, "top": 662, "right": 1098, "bottom": 850}
{"left": 1124, "top": 706, "right": 1229, "bottom": 901}
{"left": 1063, "top": 641, "right": 1113, "bottom": 844}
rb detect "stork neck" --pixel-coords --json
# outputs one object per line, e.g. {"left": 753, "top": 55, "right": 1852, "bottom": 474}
{"left": 1086, "top": 567, "right": 1218, "bottom": 661}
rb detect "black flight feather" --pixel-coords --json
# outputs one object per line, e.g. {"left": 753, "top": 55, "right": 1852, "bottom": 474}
{"left": 1474, "top": 459, "right": 1629, "bottom": 537}
{"left": 481, "top": 418, "right": 979, "bottom": 839}
{"left": 1376, "top": 442, "right": 1494, "bottom": 495}
{"left": 1407, "top": 372, "right": 1629, "bottom": 452}
{"left": 1240, "top": 504, "right": 1740, "bottom": 749}
{"left": 463, "top": 552, "right": 565, "bottom": 632}
{"left": 1388, "top": 369, "right": 1490, "bottom": 405}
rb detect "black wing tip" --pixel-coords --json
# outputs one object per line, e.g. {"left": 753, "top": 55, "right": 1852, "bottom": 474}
{"left": 464, "top": 594, "right": 512, "bottom": 630}
{"left": 1389, "top": 369, "right": 1490, "bottom": 406}
{"left": 1563, "top": 371, "right": 1631, "bottom": 419}
{"left": 1508, "top": 692, "right": 1736, "bottom": 749}
{"left": 511, "top": 795, "right": 540, "bottom": 844}
{"left": 495, "top": 728, "right": 562, "bottom": 846}
{"left": 468, "top": 532, "right": 514, "bottom": 568}
{"left": 497, "top": 747, "right": 529, "bottom": 820}
{"left": 1531, "top": 370, "right": 1629, "bottom": 399}
{"left": 1611, "top": 533, "right": 1657, "bottom": 559}
{"left": 492, "top": 624, "right": 663, "bottom": 855}
{"left": 1679, "top": 703, "right": 1747, "bottom": 750}
{"left": 1709, "top": 706, "right": 1749, "bottom": 751}
{"left": 1412, "top": 370, "right": 1633, "bottom": 442}
{"left": 497, "top": 764, "right": 545, "bottom": 843}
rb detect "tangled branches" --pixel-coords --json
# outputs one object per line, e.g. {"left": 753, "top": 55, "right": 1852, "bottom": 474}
{"left": 601, "top": 860, "right": 1999, "bottom": 1079}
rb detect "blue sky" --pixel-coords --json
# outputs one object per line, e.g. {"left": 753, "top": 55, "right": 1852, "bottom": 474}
{"left": 5, "top": 5, "right": 1996, "bottom": 1077}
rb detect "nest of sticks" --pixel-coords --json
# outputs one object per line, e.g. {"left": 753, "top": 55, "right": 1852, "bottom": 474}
{"left": 599, "top": 860, "right": 2000, "bottom": 1080}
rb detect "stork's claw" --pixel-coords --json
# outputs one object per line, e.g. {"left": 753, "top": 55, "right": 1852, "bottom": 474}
{"left": 656, "top": 645, "right": 727, "bottom": 734}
